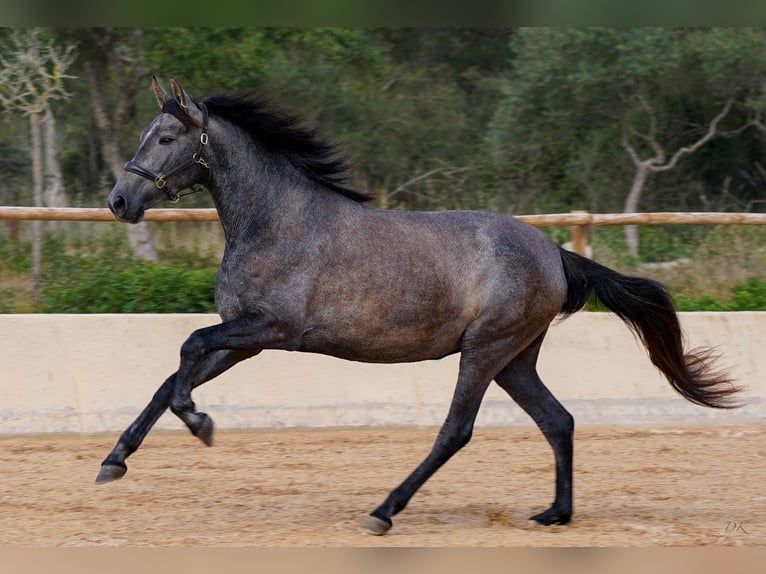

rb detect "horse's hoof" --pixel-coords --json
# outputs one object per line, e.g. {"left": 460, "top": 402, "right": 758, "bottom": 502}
{"left": 529, "top": 508, "right": 571, "bottom": 526}
{"left": 192, "top": 412, "right": 215, "bottom": 446}
{"left": 95, "top": 463, "right": 127, "bottom": 484}
{"left": 360, "top": 514, "right": 392, "bottom": 536}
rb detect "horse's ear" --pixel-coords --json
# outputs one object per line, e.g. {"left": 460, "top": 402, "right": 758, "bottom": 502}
{"left": 169, "top": 77, "right": 191, "bottom": 110}
{"left": 151, "top": 76, "right": 169, "bottom": 109}
{"left": 169, "top": 77, "right": 206, "bottom": 126}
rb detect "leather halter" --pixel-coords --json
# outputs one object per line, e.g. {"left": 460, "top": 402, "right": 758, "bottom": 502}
{"left": 123, "top": 103, "right": 210, "bottom": 203}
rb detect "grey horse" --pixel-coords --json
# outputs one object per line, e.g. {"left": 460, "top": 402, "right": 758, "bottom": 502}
{"left": 100, "top": 78, "right": 739, "bottom": 535}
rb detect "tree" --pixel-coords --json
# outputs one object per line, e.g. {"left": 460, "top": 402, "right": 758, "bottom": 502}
{"left": 0, "top": 28, "right": 76, "bottom": 291}
{"left": 140, "top": 27, "right": 512, "bottom": 211}
{"left": 488, "top": 28, "right": 766, "bottom": 256}
{"left": 0, "top": 29, "right": 75, "bottom": 210}
{"left": 64, "top": 28, "right": 158, "bottom": 262}
{"left": 620, "top": 94, "right": 744, "bottom": 255}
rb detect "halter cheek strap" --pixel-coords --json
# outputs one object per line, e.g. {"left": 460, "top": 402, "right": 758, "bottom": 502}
{"left": 123, "top": 103, "right": 210, "bottom": 203}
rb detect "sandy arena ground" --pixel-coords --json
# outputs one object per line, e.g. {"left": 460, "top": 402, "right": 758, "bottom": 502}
{"left": 0, "top": 425, "right": 763, "bottom": 547}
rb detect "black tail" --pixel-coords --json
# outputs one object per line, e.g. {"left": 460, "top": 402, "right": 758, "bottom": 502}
{"left": 558, "top": 247, "right": 741, "bottom": 409}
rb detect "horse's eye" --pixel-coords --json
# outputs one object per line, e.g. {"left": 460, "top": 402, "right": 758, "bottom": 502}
{"left": 159, "top": 137, "right": 175, "bottom": 145}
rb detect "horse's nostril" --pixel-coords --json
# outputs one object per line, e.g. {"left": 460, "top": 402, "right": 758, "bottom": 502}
{"left": 109, "top": 194, "right": 127, "bottom": 216}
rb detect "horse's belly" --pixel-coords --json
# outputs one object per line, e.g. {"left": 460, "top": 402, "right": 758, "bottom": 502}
{"left": 299, "top": 318, "right": 466, "bottom": 363}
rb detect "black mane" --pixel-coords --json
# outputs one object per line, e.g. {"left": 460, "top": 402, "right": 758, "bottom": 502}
{"left": 175, "top": 91, "right": 372, "bottom": 203}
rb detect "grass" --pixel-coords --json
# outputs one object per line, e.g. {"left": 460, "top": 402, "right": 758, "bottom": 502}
{"left": 588, "top": 225, "right": 766, "bottom": 304}
{"left": 0, "top": 224, "right": 222, "bottom": 313}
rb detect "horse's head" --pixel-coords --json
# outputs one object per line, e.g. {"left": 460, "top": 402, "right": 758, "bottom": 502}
{"left": 108, "top": 77, "right": 210, "bottom": 223}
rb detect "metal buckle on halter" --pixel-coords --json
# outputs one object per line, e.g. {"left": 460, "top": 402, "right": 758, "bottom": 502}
{"left": 155, "top": 176, "right": 167, "bottom": 190}
{"left": 193, "top": 153, "right": 209, "bottom": 169}
{"left": 195, "top": 131, "right": 209, "bottom": 167}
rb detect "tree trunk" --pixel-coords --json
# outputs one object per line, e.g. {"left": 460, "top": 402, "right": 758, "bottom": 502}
{"left": 623, "top": 162, "right": 651, "bottom": 258}
{"left": 29, "top": 113, "right": 43, "bottom": 295}
{"left": 100, "top": 129, "right": 159, "bottom": 263}
{"left": 82, "top": 57, "right": 158, "bottom": 262}
{"left": 41, "top": 106, "right": 66, "bottom": 235}
{"left": 42, "top": 106, "right": 67, "bottom": 208}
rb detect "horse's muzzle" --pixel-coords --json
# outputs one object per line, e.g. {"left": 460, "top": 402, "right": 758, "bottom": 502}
{"left": 107, "top": 189, "right": 145, "bottom": 224}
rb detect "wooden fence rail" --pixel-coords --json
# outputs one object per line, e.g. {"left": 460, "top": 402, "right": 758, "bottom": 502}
{"left": 0, "top": 206, "right": 220, "bottom": 222}
{"left": 2, "top": 207, "right": 766, "bottom": 256}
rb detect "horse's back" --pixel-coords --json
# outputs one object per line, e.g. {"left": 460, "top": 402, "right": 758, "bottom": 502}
{"left": 355, "top": 207, "right": 566, "bottom": 300}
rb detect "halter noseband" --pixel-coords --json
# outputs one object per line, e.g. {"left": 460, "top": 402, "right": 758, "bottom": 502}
{"left": 123, "top": 103, "right": 210, "bottom": 203}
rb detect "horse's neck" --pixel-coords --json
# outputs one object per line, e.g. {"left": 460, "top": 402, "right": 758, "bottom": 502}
{"left": 204, "top": 119, "right": 362, "bottom": 243}
{"left": 206, "top": 148, "right": 340, "bottom": 244}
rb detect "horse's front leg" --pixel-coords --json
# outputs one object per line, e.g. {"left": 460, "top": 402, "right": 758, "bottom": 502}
{"left": 96, "top": 312, "right": 294, "bottom": 484}
{"left": 167, "top": 311, "right": 301, "bottom": 443}
{"left": 96, "top": 371, "right": 176, "bottom": 483}
{"left": 96, "top": 348, "right": 256, "bottom": 484}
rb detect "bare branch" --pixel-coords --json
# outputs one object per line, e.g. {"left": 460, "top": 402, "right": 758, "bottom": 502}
{"left": 619, "top": 118, "right": 645, "bottom": 167}
{"left": 635, "top": 92, "right": 666, "bottom": 163}
{"left": 750, "top": 116, "right": 766, "bottom": 133}
{"left": 620, "top": 91, "right": 669, "bottom": 167}
{"left": 389, "top": 166, "right": 471, "bottom": 198}
{"left": 745, "top": 108, "right": 766, "bottom": 136}
{"left": 652, "top": 98, "right": 735, "bottom": 173}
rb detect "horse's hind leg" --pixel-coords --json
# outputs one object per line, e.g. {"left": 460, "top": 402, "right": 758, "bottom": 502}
{"left": 494, "top": 331, "right": 574, "bottom": 525}
{"left": 95, "top": 349, "right": 254, "bottom": 484}
{"left": 360, "top": 348, "right": 504, "bottom": 536}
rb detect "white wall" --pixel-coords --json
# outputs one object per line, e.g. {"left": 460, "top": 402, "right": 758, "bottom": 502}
{"left": 0, "top": 313, "right": 763, "bottom": 434}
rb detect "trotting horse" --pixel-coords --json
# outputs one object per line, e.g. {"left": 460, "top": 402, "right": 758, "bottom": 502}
{"left": 100, "top": 77, "right": 740, "bottom": 534}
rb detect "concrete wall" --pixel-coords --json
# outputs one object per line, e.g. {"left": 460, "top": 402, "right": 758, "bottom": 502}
{"left": 0, "top": 313, "right": 763, "bottom": 434}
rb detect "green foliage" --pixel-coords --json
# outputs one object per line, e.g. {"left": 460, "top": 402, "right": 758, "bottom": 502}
{"left": 0, "top": 236, "right": 30, "bottom": 274}
{"left": 485, "top": 27, "right": 766, "bottom": 216}
{"left": 139, "top": 28, "right": 511, "bottom": 212}
{"left": 39, "top": 236, "right": 217, "bottom": 313}
{"left": 2, "top": 223, "right": 765, "bottom": 313}
{"left": 485, "top": 28, "right": 683, "bottom": 201}
{"left": 2, "top": 26, "right": 760, "bottom": 218}
{"left": 586, "top": 277, "right": 766, "bottom": 313}
{"left": 681, "top": 28, "right": 766, "bottom": 97}
{"left": 0, "top": 289, "right": 19, "bottom": 313}
{"left": 585, "top": 224, "right": 766, "bottom": 311}
{"left": 729, "top": 277, "right": 766, "bottom": 310}
{"left": 3, "top": 27, "right": 766, "bottom": 316}
{"left": 635, "top": 226, "right": 703, "bottom": 263}
{"left": 674, "top": 278, "right": 766, "bottom": 311}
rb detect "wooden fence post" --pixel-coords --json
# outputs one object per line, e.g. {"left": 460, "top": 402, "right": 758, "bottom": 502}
{"left": 570, "top": 210, "right": 590, "bottom": 257}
